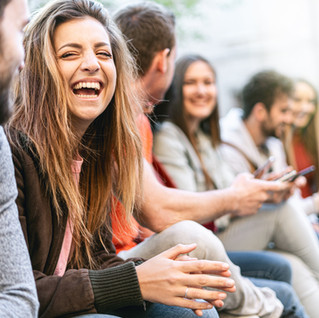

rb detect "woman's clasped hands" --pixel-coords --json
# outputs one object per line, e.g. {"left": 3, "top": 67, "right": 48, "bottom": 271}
{"left": 136, "top": 243, "right": 236, "bottom": 316}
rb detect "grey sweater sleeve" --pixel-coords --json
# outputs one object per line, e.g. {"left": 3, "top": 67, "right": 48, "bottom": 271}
{"left": 0, "top": 127, "right": 39, "bottom": 317}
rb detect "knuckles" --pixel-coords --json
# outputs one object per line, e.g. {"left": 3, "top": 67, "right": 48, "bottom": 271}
{"left": 197, "top": 275, "right": 209, "bottom": 286}
{"left": 195, "top": 261, "right": 206, "bottom": 272}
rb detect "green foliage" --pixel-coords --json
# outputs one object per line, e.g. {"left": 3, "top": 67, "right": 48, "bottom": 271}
{"left": 152, "top": 0, "right": 200, "bottom": 17}
{"left": 29, "top": 0, "right": 47, "bottom": 11}
{"left": 29, "top": 0, "right": 201, "bottom": 16}
{"left": 28, "top": 0, "right": 204, "bottom": 42}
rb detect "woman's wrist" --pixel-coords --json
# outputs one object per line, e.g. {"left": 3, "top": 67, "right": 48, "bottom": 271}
{"left": 89, "top": 262, "right": 143, "bottom": 312}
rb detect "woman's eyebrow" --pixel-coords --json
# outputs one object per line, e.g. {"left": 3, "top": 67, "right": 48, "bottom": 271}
{"left": 57, "top": 41, "right": 111, "bottom": 52}
{"left": 94, "top": 41, "right": 111, "bottom": 48}
{"left": 57, "top": 43, "right": 82, "bottom": 52}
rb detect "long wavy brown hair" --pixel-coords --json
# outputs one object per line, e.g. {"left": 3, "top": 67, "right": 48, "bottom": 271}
{"left": 7, "top": 0, "right": 143, "bottom": 269}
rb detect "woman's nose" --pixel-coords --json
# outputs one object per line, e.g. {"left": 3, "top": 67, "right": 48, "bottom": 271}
{"left": 196, "top": 83, "right": 206, "bottom": 94}
{"left": 81, "top": 53, "right": 100, "bottom": 73}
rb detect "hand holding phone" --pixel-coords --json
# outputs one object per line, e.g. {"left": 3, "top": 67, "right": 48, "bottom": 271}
{"left": 276, "top": 170, "right": 297, "bottom": 182}
{"left": 276, "top": 165, "right": 315, "bottom": 182}
{"left": 253, "top": 156, "right": 275, "bottom": 179}
{"left": 289, "top": 165, "right": 315, "bottom": 182}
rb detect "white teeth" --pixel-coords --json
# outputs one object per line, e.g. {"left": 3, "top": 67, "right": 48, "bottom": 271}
{"left": 76, "top": 94, "right": 98, "bottom": 98}
{"left": 73, "top": 82, "right": 101, "bottom": 90}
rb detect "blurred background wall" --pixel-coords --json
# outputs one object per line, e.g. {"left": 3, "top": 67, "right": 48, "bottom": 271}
{"left": 29, "top": 0, "right": 319, "bottom": 116}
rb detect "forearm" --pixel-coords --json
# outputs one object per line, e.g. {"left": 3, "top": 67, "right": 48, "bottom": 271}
{"left": 139, "top": 161, "right": 287, "bottom": 232}
{"left": 139, "top": 161, "right": 237, "bottom": 232}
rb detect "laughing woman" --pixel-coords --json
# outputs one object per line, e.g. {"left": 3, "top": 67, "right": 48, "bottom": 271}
{"left": 5, "top": 1, "right": 234, "bottom": 317}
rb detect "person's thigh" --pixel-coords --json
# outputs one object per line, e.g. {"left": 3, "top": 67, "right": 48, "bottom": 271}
{"left": 119, "top": 220, "right": 248, "bottom": 264}
{"left": 271, "top": 198, "right": 319, "bottom": 277}
{"left": 218, "top": 199, "right": 319, "bottom": 280}
{"left": 218, "top": 201, "right": 319, "bottom": 318}
{"left": 250, "top": 277, "right": 308, "bottom": 318}
{"left": 227, "top": 250, "right": 292, "bottom": 283}
{"left": 119, "top": 221, "right": 283, "bottom": 317}
{"left": 118, "top": 220, "right": 223, "bottom": 260}
{"left": 272, "top": 250, "right": 319, "bottom": 318}
{"left": 217, "top": 204, "right": 278, "bottom": 250}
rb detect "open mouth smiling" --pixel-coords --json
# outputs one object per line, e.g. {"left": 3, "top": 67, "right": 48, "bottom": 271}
{"left": 72, "top": 81, "right": 103, "bottom": 99}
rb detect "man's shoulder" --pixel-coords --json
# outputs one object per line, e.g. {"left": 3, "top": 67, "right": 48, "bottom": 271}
{"left": 0, "top": 126, "right": 14, "bottom": 168}
{"left": 220, "top": 108, "right": 245, "bottom": 141}
{"left": 266, "top": 136, "right": 286, "bottom": 155}
{"left": 266, "top": 136, "right": 284, "bottom": 147}
{"left": 0, "top": 126, "right": 9, "bottom": 150}
{"left": 0, "top": 126, "right": 18, "bottom": 208}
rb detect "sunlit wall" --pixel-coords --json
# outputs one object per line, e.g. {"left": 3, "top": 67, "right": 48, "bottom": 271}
{"left": 29, "top": 0, "right": 319, "bottom": 116}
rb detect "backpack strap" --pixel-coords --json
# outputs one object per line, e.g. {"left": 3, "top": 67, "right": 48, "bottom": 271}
{"left": 222, "top": 141, "right": 258, "bottom": 174}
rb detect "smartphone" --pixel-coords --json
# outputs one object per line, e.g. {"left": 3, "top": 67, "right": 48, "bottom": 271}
{"left": 276, "top": 170, "right": 297, "bottom": 182}
{"left": 253, "top": 156, "right": 275, "bottom": 178}
{"left": 289, "top": 165, "right": 315, "bottom": 182}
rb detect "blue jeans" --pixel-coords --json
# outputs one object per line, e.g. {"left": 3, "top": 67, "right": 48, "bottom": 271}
{"left": 228, "top": 250, "right": 292, "bottom": 283}
{"left": 228, "top": 251, "right": 308, "bottom": 317}
{"left": 76, "top": 303, "right": 219, "bottom": 318}
{"left": 251, "top": 278, "right": 308, "bottom": 318}
{"left": 112, "top": 303, "right": 219, "bottom": 318}
{"left": 74, "top": 315, "right": 120, "bottom": 317}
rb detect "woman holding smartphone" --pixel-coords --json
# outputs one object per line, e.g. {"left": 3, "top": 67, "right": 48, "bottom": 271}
{"left": 6, "top": 3, "right": 235, "bottom": 317}
{"left": 153, "top": 54, "right": 319, "bottom": 317}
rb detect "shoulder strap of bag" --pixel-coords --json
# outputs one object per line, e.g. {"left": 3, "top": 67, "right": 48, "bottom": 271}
{"left": 221, "top": 141, "right": 258, "bottom": 174}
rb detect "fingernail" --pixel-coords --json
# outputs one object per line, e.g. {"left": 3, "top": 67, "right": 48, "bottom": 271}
{"left": 218, "top": 293, "right": 227, "bottom": 299}
{"left": 226, "top": 279, "right": 234, "bottom": 287}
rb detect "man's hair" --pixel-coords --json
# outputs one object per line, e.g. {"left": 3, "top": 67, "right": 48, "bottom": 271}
{"left": 0, "top": 0, "right": 11, "bottom": 20}
{"left": 242, "top": 70, "right": 293, "bottom": 119}
{"left": 114, "top": 1, "right": 175, "bottom": 76}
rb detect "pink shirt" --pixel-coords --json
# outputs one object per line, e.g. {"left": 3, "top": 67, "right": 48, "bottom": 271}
{"left": 54, "top": 157, "right": 83, "bottom": 276}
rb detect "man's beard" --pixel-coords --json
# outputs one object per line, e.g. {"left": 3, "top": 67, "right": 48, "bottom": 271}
{"left": 261, "top": 121, "right": 285, "bottom": 139}
{"left": 0, "top": 71, "right": 14, "bottom": 126}
{"left": 261, "top": 121, "right": 276, "bottom": 138}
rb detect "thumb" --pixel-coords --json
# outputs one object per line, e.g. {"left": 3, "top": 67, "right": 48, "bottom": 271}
{"left": 159, "top": 243, "right": 197, "bottom": 260}
{"left": 259, "top": 178, "right": 285, "bottom": 191}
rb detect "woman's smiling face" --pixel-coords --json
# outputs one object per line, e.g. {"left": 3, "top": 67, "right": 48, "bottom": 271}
{"left": 182, "top": 60, "right": 217, "bottom": 124}
{"left": 54, "top": 16, "right": 117, "bottom": 134}
{"left": 292, "top": 81, "right": 317, "bottom": 129}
